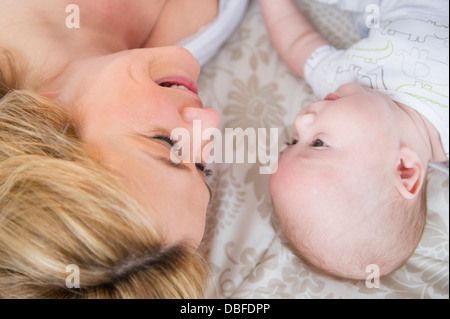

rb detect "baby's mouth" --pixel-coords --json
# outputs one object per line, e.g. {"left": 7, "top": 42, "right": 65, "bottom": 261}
{"left": 324, "top": 93, "right": 340, "bottom": 101}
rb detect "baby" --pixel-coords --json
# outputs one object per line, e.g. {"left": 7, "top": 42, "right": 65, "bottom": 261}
{"left": 260, "top": 0, "right": 449, "bottom": 280}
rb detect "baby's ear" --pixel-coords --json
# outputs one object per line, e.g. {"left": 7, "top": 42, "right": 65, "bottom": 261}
{"left": 394, "top": 146, "right": 425, "bottom": 199}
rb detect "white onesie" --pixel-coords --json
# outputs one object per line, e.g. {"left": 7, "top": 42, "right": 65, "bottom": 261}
{"left": 304, "top": 0, "right": 449, "bottom": 164}
{"left": 179, "top": 0, "right": 249, "bottom": 66}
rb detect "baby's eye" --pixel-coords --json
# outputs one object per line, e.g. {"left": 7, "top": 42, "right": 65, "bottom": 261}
{"left": 311, "top": 139, "right": 325, "bottom": 147}
{"left": 286, "top": 139, "right": 298, "bottom": 146}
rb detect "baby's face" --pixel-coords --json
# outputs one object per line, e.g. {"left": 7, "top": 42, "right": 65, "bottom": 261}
{"left": 270, "top": 83, "right": 401, "bottom": 267}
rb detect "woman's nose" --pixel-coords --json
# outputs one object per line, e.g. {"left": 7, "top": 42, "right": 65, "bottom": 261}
{"left": 181, "top": 107, "right": 221, "bottom": 163}
{"left": 182, "top": 107, "right": 220, "bottom": 130}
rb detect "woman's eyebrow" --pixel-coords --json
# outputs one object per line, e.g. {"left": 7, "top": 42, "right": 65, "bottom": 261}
{"left": 151, "top": 155, "right": 212, "bottom": 203}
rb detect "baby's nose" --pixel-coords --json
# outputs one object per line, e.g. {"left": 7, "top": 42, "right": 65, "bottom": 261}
{"left": 295, "top": 112, "right": 315, "bottom": 131}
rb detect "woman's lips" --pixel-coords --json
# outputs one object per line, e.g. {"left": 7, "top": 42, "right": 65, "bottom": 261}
{"left": 155, "top": 75, "right": 199, "bottom": 95}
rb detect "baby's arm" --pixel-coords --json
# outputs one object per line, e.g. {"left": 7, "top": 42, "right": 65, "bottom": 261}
{"left": 259, "top": 0, "right": 329, "bottom": 79}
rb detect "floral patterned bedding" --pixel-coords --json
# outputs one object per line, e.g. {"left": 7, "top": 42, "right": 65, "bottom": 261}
{"left": 198, "top": 0, "right": 449, "bottom": 298}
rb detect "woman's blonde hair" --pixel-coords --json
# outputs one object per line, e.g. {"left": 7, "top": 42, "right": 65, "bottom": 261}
{"left": 0, "top": 55, "right": 209, "bottom": 298}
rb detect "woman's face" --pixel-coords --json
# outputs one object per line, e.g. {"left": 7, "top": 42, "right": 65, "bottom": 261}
{"left": 49, "top": 47, "right": 220, "bottom": 249}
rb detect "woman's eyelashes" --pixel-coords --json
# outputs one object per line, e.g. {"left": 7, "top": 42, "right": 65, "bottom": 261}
{"left": 154, "top": 134, "right": 176, "bottom": 147}
{"left": 153, "top": 134, "right": 183, "bottom": 154}
{"left": 153, "top": 134, "right": 213, "bottom": 177}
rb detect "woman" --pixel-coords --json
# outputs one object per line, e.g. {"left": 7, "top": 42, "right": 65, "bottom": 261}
{"left": 0, "top": 0, "right": 248, "bottom": 298}
{"left": 0, "top": 87, "right": 210, "bottom": 299}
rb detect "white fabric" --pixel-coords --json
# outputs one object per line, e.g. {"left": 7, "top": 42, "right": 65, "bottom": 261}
{"left": 180, "top": 0, "right": 249, "bottom": 66}
{"left": 304, "top": 0, "right": 449, "bottom": 159}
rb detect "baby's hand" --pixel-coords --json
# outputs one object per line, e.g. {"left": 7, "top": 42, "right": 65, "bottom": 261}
{"left": 259, "top": 0, "right": 328, "bottom": 79}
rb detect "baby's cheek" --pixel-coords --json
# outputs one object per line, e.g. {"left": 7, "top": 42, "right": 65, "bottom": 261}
{"left": 269, "top": 159, "right": 297, "bottom": 218}
{"left": 269, "top": 159, "right": 288, "bottom": 196}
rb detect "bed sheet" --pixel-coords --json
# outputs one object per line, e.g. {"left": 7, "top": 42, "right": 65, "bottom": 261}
{"left": 197, "top": 0, "right": 449, "bottom": 299}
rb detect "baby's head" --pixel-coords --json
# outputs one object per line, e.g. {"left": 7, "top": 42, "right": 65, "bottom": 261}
{"left": 270, "top": 83, "right": 427, "bottom": 280}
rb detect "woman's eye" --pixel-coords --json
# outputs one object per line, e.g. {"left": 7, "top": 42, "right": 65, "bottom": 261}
{"left": 154, "top": 134, "right": 175, "bottom": 147}
{"left": 311, "top": 139, "right": 325, "bottom": 147}
{"left": 154, "top": 134, "right": 186, "bottom": 153}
